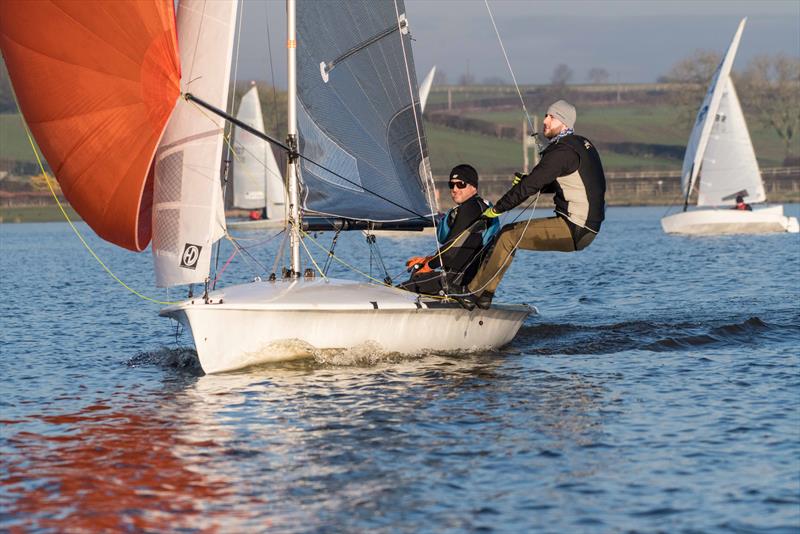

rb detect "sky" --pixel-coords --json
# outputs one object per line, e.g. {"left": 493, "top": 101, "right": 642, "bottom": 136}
{"left": 235, "top": 0, "right": 800, "bottom": 87}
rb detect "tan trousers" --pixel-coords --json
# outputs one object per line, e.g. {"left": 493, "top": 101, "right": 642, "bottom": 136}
{"left": 467, "top": 216, "right": 594, "bottom": 295}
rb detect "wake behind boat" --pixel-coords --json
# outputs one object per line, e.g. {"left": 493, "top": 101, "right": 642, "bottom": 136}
{"left": 661, "top": 18, "right": 799, "bottom": 236}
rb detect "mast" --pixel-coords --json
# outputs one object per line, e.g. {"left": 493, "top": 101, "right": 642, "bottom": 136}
{"left": 286, "top": 0, "right": 301, "bottom": 277}
{"left": 682, "top": 164, "right": 694, "bottom": 212}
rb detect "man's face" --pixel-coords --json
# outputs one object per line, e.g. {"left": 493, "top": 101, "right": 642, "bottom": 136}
{"left": 543, "top": 114, "right": 567, "bottom": 139}
{"left": 449, "top": 180, "right": 477, "bottom": 205}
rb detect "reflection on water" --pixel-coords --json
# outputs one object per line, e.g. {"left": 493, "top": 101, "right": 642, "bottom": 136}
{"left": 2, "top": 401, "right": 242, "bottom": 531}
{"left": 3, "top": 352, "right": 610, "bottom": 531}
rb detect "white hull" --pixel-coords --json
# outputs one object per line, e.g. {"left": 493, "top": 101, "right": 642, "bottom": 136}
{"left": 227, "top": 218, "right": 287, "bottom": 231}
{"left": 160, "top": 278, "right": 533, "bottom": 374}
{"left": 661, "top": 205, "right": 799, "bottom": 235}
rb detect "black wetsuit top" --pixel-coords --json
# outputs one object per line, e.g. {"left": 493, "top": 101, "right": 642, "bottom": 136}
{"left": 429, "top": 194, "right": 491, "bottom": 283}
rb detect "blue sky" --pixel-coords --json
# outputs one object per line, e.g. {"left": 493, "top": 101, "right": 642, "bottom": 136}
{"left": 237, "top": 0, "right": 800, "bottom": 87}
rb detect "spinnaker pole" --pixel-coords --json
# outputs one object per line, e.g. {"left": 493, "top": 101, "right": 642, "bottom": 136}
{"left": 286, "top": 0, "right": 301, "bottom": 277}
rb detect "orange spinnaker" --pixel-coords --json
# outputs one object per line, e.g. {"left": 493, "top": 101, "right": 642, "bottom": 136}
{"left": 0, "top": 0, "right": 180, "bottom": 251}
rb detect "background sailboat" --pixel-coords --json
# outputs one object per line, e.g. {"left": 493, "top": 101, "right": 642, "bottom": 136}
{"left": 227, "top": 83, "right": 287, "bottom": 231}
{"left": 419, "top": 66, "right": 436, "bottom": 114}
{"left": 661, "top": 18, "right": 799, "bottom": 235}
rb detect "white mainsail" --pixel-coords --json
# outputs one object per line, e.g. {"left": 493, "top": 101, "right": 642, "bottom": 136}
{"left": 152, "top": 0, "right": 238, "bottom": 287}
{"left": 232, "top": 85, "right": 286, "bottom": 219}
{"left": 698, "top": 77, "right": 765, "bottom": 206}
{"left": 681, "top": 17, "right": 747, "bottom": 200}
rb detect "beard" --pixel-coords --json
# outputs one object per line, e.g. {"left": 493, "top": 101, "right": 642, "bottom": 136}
{"left": 544, "top": 125, "right": 561, "bottom": 139}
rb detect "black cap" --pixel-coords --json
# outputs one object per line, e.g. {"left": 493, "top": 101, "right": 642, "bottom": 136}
{"left": 736, "top": 195, "right": 744, "bottom": 202}
{"left": 449, "top": 164, "right": 478, "bottom": 187}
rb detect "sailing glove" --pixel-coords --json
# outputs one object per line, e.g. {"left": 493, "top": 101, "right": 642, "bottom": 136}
{"left": 481, "top": 207, "right": 500, "bottom": 219}
{"left": 512, "top": 172, "right": 525, "bottom": 186}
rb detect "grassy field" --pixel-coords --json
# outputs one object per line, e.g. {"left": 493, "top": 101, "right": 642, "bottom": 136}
{"left": 0, "top": 205, "right": 80, "bottom": 223}
{"left": 0, "top": 113, "right": 40, "bottom": 163}
{"left": 3, "top": 98, "right": 797, "bottom": 176}
{"left": 462, "top": 103, "right": 796, "bottom": 168}
{"left": 425, "top": 118, "right": 679, "bottom": 174}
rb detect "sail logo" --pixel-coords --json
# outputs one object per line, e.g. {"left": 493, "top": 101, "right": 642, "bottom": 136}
{"left": 181, "top": 244, "right": 202, "bottom": 270}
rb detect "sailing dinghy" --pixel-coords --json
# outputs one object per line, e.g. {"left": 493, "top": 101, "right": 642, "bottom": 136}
{"left": 227, "top": 83, "right": 288, "bottom": 231}
{"left": 661, "top": 18, "right": 799, "bottom": 235}
{"left": 1, "top": 0, "right": 531, "bottom": 374}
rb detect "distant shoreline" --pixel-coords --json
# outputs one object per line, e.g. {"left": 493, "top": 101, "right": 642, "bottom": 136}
{"left": 3, "top": 198, "right": 799, "bottom": 224}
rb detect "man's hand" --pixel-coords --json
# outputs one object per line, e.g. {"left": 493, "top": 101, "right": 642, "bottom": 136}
{"left": 406, "top": 256, "right": 432, "bottom": 274}
{"left": 512, "top": 172, "right": 525, "bottom": 186}
{"left": 481, "top": 207, "right": 500, "bottom": 219}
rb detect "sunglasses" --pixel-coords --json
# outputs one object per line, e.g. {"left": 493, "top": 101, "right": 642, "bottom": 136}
{"left": 448, "top": 181, "right": 468, "bottom": 190}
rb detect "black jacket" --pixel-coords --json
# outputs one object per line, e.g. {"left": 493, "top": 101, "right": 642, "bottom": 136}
{"left": 429, "top": 194, "right": 490, "bottom": 283}
{"left": 494, "top": 134, "right": 606, "bottom": 232}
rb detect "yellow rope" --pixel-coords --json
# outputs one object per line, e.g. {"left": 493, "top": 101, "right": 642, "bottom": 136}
{"left": 22, "top": 124, "right": 181, "bottom": 306}
{"left": 300, "top": 230, "right": 393, "bottom": 286}
{"left": 298, "top": 235, "right": 328, "bottom": 280}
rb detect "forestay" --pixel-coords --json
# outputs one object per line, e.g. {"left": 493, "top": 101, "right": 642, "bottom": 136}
{"left": 152, "top": 0, "right": 238, "bottom": 288}
{"left": 681, "top": 18, "right": 746, "bottom": 200}
{"left": 295, "top": 0, "right": 435, "bottom": 223}
{"left": 697, "top": 78, "right": 765, "bottom": 206}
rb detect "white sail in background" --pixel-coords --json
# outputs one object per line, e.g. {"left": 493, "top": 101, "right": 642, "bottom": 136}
{"left": 152, "top": 0, "right": 238, "bottom": 287}
{"left": 233, "top": 85, "right": 267, "bottom": 210}
{"left": 681, "top": 17, "right": 747, "bottom": 199}
{"left": 419, "top": 66, "right": 436, "bottom": 113}
{"left": 698, "top": 77, "right": 765, "bottom": 206}
{"left": 232, "top": 85, "right": 286, "bottom": 219}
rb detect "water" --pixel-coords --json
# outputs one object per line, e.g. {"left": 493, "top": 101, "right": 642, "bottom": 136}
{"left": 2, "top": 205, "right": 799, "bottom": 532}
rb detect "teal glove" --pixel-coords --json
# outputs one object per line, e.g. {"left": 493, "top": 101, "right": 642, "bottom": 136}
{"left": 512, "top": 172, "right": 525, "bottom": 186}
{"left": 481, "top": 207, "right": 500, "bottom": 219}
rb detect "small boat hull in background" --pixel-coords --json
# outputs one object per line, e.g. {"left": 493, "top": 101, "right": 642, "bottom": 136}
{"left": 661, "top": 205, "right": 799, "bottom": 235}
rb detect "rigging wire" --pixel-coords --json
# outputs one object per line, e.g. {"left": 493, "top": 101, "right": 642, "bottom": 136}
{"left": 322, "top": 229, "right": 342, "bottom": 276}
{"left": 185, "top": 92, "right": 432, "bottom": 222}
{"left": 391, "top": 0, "right": 444, "bottom": 270}
{"left": 212, "top": 0, "right": 245, "bottom": 287}
{"left": 21, "top": 125, "right": 180, "bottom": 306}
{"left": 483, "top": 0, "right": 534, "bottom": 133}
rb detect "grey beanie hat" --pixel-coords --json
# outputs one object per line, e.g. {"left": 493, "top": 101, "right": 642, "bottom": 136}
{"left": 546, "top": 100, "right": 576, "bottom": 129}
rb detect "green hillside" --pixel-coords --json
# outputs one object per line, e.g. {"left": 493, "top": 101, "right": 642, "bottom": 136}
{"left": 0, "top": 113, "right": 38, "bottom": 163}
{"left": 461, "top": 103, "right": 794, "bottom": 168}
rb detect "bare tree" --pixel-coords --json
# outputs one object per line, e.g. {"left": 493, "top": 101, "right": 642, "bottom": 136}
{"left": 551, "top": 64, "right": 573, "bottom": 87}
{"left": 586, "top": 67, "right": 609, "bottom": 84}
{"left": 482, "top": 76, "right": 508, "bottom": 85}
{"left": 458, "top": 72, "right": 475, "bottom": 86}
{"left": 660, "top": 50, "right": 720, "bottom": 123}
{"left": 738, "top": 54, "right": 800, "bottom": 163}
{"left": 432, "top": 69, "right": 448, "bottom": 85}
